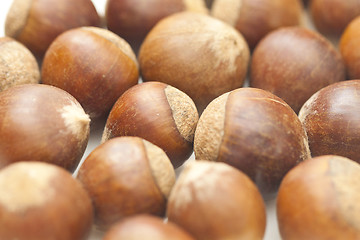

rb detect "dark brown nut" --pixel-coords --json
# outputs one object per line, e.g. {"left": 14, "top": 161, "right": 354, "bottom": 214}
{"left": 0, "top": 161, "right": 93, "bottom": 240}
{"left": 102, "top": 82, "right": 199, "bottom": 168}
{"left": 310, "top": 0, "right": 360, "bottom": 36}
{"left": 340, "top": 16, "right": 360, "bottom": 79}
{"left": 41, "top": 27, "right": 139, "bottom": 120}
{"left": 103, "top": 215, "right": 195, "bottom": 240}
{"left": 105, "top": 0, "right": 208, "bottom": 51}
{"left": 5, "top": 0, "right": 100, "bottom": 58}
{"left": 250, "top": 27, "right": 345, "bottom": 113}
{"left": 211, "top": 0, "right": 303, "bottom": 49}
{"left": 0, "top": 37, "right": 40, "bottom": 92}
{"left": 139, "top": 12, "right": 250, "bottom": 112}
{"left": 77, "top": 136, "right": 176, "bottom": 229}
{"left": 277, "top": 155, "right": 360, "bottom": 240}
{"left": 0, "top": 84, "right": 90, "bottom": 172}
{"left": 194, "top": 88, "right": 311, "bottom": 194}
{"left": 167, "top": 161, "right": 266, "bottom": 240}
{"left": 299, "top": 80, "right": 360, "bottom": 163}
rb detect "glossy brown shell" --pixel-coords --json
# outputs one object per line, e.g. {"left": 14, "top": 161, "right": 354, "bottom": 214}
{"left": 299, "top": 80, "right": 360, "bottom": 163}
{"left": 251, "top": 27, "right": 345, "bottom": 113}
{"left": 0, "top": 162, "right": 93, "bottom": 240}
{"left": 102, "top": 82, "right": 198, "bottom": 168}
{"left": 211, "top": 0, "right": 303, "bottom": 49}
{"left": 139, "top": 12, "right": 250, "bottom": 112}
{"left": 195, "top": 88, "right": 310, "bottom": 194}
{"left": 277, "top": 155, "right": 360, "bottom": 239}
{"left": 167, "top": 161, "right": 266, "bottom": 240}
{"left": 310, "top": 0, "right": 360, "bottom": 36}
{"left": 105, "top": 0, "right": 207, "bottom": 51}
{"left": 340, "top": 16, "right": 360, "bottom": 79}
{"left": 41, "top": 27, "right": 139, "bottom": 119}
{"left": 5, "top": 0, "right": 100, "bottom": 58}
{"left": 77, "top": 137, "right": 174, "bottom": 229}
{"left": 0, "top": 84, "right": 90, "bottom": 172}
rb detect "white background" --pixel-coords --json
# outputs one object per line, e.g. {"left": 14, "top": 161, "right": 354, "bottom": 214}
{"left": 0, "top": 1, "right": 326, "bottom": 239}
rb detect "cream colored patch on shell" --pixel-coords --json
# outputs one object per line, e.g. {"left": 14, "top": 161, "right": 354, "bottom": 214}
{"left": 207, "top": 17, "right": 249, "bottom": 74}
{"left": 101, "top": 126, "right": 111, "bottom": 143}
{"left": 143, "top": 139, "right": 176, "bottom": 199}
{"left": 165, "top": 85, "right": 199, "bottom": 142}
{"left": 211, "top": 0, "right": 242, "bottom": 26}
{"left": 5, "top": 0, "right": 32, "bottom": 37}
{"left": 183, "top": 0, "right": 208, "bottom": 14}
{"left": 328, "top": 156, "right": 360, "bottom": 231}
{"left": 169, "top": 161, "right": 234, "bottom": 211}
{"left": 194, "top": 92, "right": 228, "bottom": 161}
{"left": 83, "top": 27, "right": 138, "bottom": 68}
{"left": 298, "top": 90, "right": 321, "bottom": 123}
{"left": 0, "top": 162, "right": 57, "bottom": 212}
{"left": 0, "top": 40, "right": 40, "bottom": 92}
{"left": 59, "top": 101, "right": 90, "bottom": 140}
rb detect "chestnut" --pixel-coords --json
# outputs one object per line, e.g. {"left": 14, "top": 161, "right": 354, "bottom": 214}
{"left": 211, "top": 0, "right": 303, "bottom": 49}
{"left": 277, "top": 155, "right": 360, "bottom": 239}
{"left": 299, "top": 80, "right": 360, "bottom": 163}
{"left": 194, "top": 87, "right": 311, "bottom": 194}
{"left": 102, "top": 82, "right": 199, "bottom": 168}
{"left": 77, "top": 136, "right": 176, "bottom": 229}
{"left": 310, "top": 0, "right": 360, "bottom": 36}
{"left": 139, "top": 12, "right": 250, "bottom": 112}
{"left": 5, "top": 0, "right": 100, "bottom": 58}
{"left": 0, "top": 84, "right": 90, "bottom": 172}
{"left": 167, "top": 160, "right": 266, "bottom": 240}
{"left": 42, "top": 27, "right": 139, "bottom": 120}
{"left": 0, "top": 161, "right": 93, "bottom": 240}
{"left": 250, "top": 27, "right": 345, "bottom": 113}
{"left": 340, "top": 16, "right": 360, "bottom": 79}
{"left": 103, "top": 215, "right": 195, "bottom": 240}
{"left": 105, "top": 0, "right": 208, "bottom": 52}
{"left": 0, "top": 37, "right": 40, "bottom": 92}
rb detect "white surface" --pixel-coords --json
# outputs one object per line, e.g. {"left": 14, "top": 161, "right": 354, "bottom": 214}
{"left": 0, "top": 1, "right": 329, "bottom": 239}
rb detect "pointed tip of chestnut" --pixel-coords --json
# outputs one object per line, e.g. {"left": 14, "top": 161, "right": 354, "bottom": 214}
{"left": 59, "top": 101, "right": 90, "bottom": 141}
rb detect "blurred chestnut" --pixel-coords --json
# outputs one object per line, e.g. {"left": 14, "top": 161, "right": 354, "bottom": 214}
{"left": 250, "top": 27, "right": 345, "bottom": 113}
{"left": 0, "top": 161, "right": 93, "bottom": 240}
{"left": 340, "top": 16, "right": 360, "bottom": 79}
{"left": 139, "top": 12, "right": 250, "bottom": 112}
{"left": 77, "top": 136, "right": 176, "bottom": 229}
{"left": 0, "top": 37, "right": 40, "bottom": 92}
{"left": 211, "top": 0, "right": 303, "bottom": 49}
{"left": 42, "top": 27, "right": 139, "bottom": 120}
{"left": 5, "top": 0, "right": 100, "bottom": 58}
{"left": 167, "top": 161, "right": 266, "bottom": 240}
{"left": 102, "top": 82, "right": 198, "bottom": 168}
{"left": 105, "top": 0, "right": 208, "bottom": 52}
{"left": 0, "top": 84, "right": 90, "bottom": 172}
{"left": 277, "top": 155, "right": 360, "bottom": 239}
{"left": 194, "top": 88, "right": 310, "bottom": 194}
{"left": 103, "top": 215, "right": 195, "bottom": 240}
{"left": 310, "top": 0, "right": 360, "bottom": 36}
{"left": 299, "top": 80, "right": 360, "bottom": 163}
